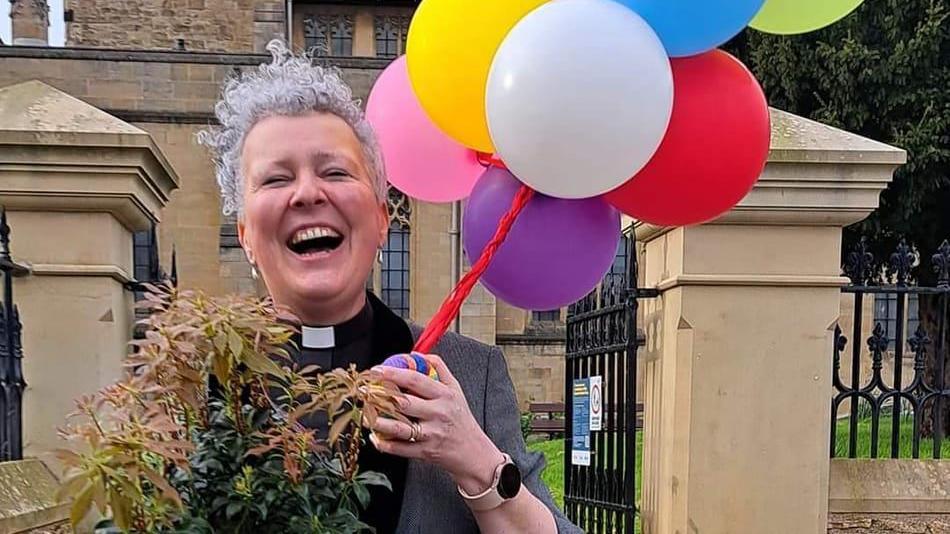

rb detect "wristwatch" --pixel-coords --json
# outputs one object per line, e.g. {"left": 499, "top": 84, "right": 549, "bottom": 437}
{"left": 457, "top": 453, "right": 522, "bottom": 512}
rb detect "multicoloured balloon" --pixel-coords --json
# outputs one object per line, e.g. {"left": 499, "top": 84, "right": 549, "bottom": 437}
{"left": 368, "top": 0, "right": 863, "bottom": 313}
{"left": 406, "top": 0, "right": 548, "bottom": 152}
{"left": 605, "top": 50, "right": 770, "bottom": 226}
{"left": 750, "top": 0, "right": 864, "bottom": 35}
{"left": 366, "top": 56, "right": 482, "bottom": 203}
{"left": 618, "top": 0, "right": 766, "bottom": 57}
{"left": 462, "top": 168, "right": 620, "bottom": 310}
{"left": 486, "top": 0, "right": 673, "bottom": 199}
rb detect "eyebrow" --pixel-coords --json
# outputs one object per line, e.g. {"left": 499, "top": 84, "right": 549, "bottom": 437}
{"left": 310, "top": 150, "right": 360, "bottom": 169}
{"left": 246, "top": 150, "right": 362, "bottom": 181}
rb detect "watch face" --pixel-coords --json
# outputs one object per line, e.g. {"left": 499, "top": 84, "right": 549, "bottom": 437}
{"left": 498, "top": 462, "right": 522, "bottom": 499}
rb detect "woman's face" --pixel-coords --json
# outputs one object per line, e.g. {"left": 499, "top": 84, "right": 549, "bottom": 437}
{"left": 238, "top": 112, "right": 388, "bottom": 324}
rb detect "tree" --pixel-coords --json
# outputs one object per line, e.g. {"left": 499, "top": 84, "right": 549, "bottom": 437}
{"left": 727, "top": 0, "right": 949, "bottom": 438}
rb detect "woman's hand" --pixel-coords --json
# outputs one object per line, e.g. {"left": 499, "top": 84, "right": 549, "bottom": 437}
{"left": 368, "top": 355, "right": 506, "bottom": 495}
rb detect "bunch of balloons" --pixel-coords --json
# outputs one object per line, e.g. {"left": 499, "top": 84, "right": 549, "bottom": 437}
{"left": 367, "top": 0, "right": 864, "bottom": 311}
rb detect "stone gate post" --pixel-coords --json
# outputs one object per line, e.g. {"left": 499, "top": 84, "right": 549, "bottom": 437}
{"left": 0, "top": 81, "right": 179, "bottom": 459}
{"left": 637, "top": 110, "right": 905, "bottom": 534}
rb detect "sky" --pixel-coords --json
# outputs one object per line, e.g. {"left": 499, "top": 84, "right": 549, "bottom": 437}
{"left": 1, "top": 0, "right": 66, "bottom": 46}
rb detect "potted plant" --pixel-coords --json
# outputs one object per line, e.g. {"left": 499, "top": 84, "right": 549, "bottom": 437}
{"left": 55, "top": 284, "right": 404, "bottom": 533}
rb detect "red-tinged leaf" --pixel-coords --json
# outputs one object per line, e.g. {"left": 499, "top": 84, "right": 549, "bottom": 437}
{"left": 362, "top": 404, "right": 378, "bottom": 427}
{"left": 142, "top": 468, "right": 182, "bottom": 508}
{"left": 298, "top": 364, "right": 320, "bottom": 376}
{"left": 328, "top": 413, "right": 351, "bottom": 446}
{"left": 53, "top": 448, "right": 83, "bottom": 466}
{"left": 211, "top": 353, "right": 230, "bottom": 385}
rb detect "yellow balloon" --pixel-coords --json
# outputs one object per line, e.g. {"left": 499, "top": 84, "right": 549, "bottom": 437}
{"left": 750, "top": 0, "right": 864, "bottom": 35}
{"left": 407, "top": 0, "right": 549, "bottom": 153}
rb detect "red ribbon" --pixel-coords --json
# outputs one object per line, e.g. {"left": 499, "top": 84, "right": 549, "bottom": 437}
{"left": 413, "top": 183, "right": 534, "bottom": 354}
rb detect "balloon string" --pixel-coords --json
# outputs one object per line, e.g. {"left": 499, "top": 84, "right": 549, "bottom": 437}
{"left": 413, "top": 184, "right": 535, "bottom": 354}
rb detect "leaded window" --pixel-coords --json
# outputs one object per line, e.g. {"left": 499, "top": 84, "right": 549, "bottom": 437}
{"left": 381, "top": 189, "right": 412, "bottom": 318}
{"left": 303, "top": 14, "right": 354, "bottom": 56}
{"left": 374, "top": 15, "right": 410, "bottom": 58}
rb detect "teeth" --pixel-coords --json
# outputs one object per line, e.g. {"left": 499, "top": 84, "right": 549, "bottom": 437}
{"left": 291, "top": 226, "right": 341, "bottom": 245}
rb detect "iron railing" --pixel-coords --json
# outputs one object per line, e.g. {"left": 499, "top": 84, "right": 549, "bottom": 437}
{"left": 0, "top": 209, "right": 27, "bottom": 461}
{"left": 832, "top": 237, "right": 950, "bottom": 459}
{"left": 564, "top": 228, "right": 657, "bottom": 533}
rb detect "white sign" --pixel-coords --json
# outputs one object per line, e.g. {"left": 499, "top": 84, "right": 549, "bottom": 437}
{"left": 589, "top": 375, "right": 602, "bottom": 432}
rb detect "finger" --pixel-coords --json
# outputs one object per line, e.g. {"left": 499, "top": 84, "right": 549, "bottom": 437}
{"left": 370, "top": 432, "right": 424, "bottom": 460}
{"left": 397, "top": 394, "right": 440, "bottom": 420}
{"left": 375, "top": 366, "right": 448, "bottom": 400}
{"left": 424, "top": 354, "right": 459, "bottom": 389}
{"left": 370, "top": 417, "right": 414, "bottom": 441}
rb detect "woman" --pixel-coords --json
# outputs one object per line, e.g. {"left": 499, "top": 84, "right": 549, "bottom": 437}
{"left": 198, "top": 40, "right": 581, "bottom": 534}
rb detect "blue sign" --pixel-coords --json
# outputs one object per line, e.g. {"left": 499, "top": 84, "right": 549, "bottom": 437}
{"left": 571, "top": 378, "right": 591, "bottom": 466}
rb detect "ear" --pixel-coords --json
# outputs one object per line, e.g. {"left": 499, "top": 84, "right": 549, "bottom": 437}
{"left": 376, "top": 201, "right": 389, "bottom": 248}
{"left": 237, "top": 217, "right": 253, "bottom": 264}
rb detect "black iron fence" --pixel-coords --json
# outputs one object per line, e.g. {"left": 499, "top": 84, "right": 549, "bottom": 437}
{"left": 832, "top": 237, "right": 950, "bottom": 459}
{"left": 0, "top": 209, "right": 27, "bottom": 462}
{"left": 564, "top": 228, "right": 657, "bottom": 533}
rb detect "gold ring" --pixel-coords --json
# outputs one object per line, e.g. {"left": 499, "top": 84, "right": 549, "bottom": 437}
{"left": 408, "top": 421, "right": 421, "bottom": 443}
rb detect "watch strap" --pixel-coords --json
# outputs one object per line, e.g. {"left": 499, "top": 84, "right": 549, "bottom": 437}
{"left": 457, "top": 453, "right": 515, "bottom": 512}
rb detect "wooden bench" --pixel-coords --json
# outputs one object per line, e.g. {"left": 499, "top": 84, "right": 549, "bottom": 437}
{"left": 527, "top": 401, "right": 644, "bottom": 438}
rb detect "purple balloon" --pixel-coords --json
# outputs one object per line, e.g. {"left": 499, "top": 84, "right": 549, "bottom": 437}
{"left": 463, "top": 168, "right": 620, "bottom": 310}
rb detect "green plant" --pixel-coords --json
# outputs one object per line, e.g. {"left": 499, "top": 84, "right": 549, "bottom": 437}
{"left": 56, "top": 284, "right": 405, "bottom": 533}
{"left": 520, "top": 412, "right": 534, "bottom": 442}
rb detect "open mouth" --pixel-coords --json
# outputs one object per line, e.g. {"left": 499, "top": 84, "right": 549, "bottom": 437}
{"left": 287, "top": 226, "right": 344, "bottom": 256}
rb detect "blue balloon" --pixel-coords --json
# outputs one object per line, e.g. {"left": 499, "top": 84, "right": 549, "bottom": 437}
{"left": 617, "top": 0, "right": 766, "bottom": 57}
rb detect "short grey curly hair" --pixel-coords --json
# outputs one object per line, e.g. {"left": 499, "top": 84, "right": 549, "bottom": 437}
{"left": 197, "top": 39, "right": 387, "bottom": 216}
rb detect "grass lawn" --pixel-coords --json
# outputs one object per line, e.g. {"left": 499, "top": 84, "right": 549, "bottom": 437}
{"left": 833, "top": 415, "right": 950, "bottom": 458}
{"left": 528, "top": 432, "right": 644, "bottom": 533}
{"left": 527, "top": 416, "right": 949, "bottom": 530}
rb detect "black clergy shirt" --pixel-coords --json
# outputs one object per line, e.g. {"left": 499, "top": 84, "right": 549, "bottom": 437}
{"left": 286, "top": 292, "right": 412, "bottom": 534}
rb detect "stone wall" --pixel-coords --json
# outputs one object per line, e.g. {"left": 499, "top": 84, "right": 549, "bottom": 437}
{"left": 64, "top": 0, "right": 260, "bottom": 52}
{"left": 828, "top": 513, "right": 950, "bottom": 533}
{"left": 498, "top": 337, "right": 565, "bottom": 408}
{"left": 828, "top": 459, "right": 950, "bottom": 534}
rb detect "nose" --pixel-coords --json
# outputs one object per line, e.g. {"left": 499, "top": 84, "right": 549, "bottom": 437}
{"left": 289, "top": 173, "right": 329, "bottom": 209}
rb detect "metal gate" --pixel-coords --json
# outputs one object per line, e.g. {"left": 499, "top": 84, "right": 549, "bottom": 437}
{"left": 564, "top": 227, "right": 656, "bottom": 533}
{"left": 0, "top": 209, "right": 27, "bottom": 462}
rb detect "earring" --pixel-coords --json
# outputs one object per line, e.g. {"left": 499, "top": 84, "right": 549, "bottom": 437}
{"left": 251, "top": 266, "right": 259, "bottom": 280}
{"left": 377, "top": 248, "right": 383, "bottom": 264}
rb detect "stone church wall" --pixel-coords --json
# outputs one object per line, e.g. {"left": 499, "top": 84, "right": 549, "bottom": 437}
{"left": 64, "top": 0, "right": 259, "bottom": 52}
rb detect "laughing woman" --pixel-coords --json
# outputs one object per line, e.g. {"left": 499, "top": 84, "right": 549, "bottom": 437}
{"left": 197, "top": 41, "right": 581, "bottom": 534}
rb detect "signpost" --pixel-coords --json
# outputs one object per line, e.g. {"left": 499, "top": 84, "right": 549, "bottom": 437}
{"left": 571, "top": 378, "right": 590, "bottom": 466}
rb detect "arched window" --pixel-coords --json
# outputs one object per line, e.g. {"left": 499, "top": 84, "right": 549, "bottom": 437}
{"left": 380, "top": 189, "right": 411, "bottom": 318}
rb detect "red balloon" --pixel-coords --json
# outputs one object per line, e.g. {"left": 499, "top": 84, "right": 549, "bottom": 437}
{"left": 605, "top": 50, "right": 770, "bottom": 226}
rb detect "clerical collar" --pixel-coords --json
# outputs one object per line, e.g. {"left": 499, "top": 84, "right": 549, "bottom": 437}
{"left": 299, "top": 299, "right": 374, "bottom": 349}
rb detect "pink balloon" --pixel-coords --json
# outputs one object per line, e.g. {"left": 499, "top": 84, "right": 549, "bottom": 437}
{"left": 366, "top": 56, "right": 482, "bottom": 202}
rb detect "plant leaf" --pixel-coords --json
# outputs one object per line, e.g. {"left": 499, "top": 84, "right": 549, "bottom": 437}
{"left": 142, "top": 467, "right": 183, "bottom": 508}
{"left": 328, "top": 413, "right": 351, "bottom": 446}
{"left": 69, "top": 481, "right": 95, "bottom": 527}
{"left": 228, "top": 328, "right": 243, "bottom": 358}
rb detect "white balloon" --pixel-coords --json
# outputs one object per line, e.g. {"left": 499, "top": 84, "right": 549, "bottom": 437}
{"left": 486, "top": 0, "right": 674, "bottom": 199}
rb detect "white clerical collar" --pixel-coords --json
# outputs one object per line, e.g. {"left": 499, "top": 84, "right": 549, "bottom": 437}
{"left": 301, "top": 325, "right": 335, "bottom": 349}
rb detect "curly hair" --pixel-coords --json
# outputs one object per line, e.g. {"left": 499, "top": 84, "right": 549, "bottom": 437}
{"left": 197, "top": 39, "right": 387, "bottom": 216}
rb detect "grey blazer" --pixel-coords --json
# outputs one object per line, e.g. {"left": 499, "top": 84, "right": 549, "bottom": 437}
{"left": 397, "top": 328, "right": 582, "bottom": 534}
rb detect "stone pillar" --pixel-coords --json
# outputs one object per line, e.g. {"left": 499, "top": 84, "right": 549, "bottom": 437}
{"left": 10, "top": 0, "right": 49, "bottom": 46}
{"left": 0, "top": 81, "right": 179, "bottom": 459}
{"left": 638, "top": 110, "right": 905, "bottom": 534}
